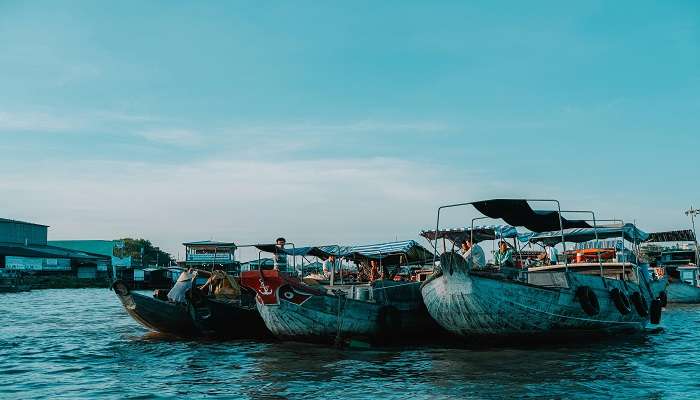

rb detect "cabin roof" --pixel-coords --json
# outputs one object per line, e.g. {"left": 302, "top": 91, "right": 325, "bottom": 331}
{"left": 182, "top": 240, "right": 237, "bottom": 248}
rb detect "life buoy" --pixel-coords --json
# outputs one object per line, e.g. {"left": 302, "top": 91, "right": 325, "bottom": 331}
{"left": 610, "top": 288, "right": 632, "bottom": 315}
{"left": 649, "top": 298, "right": 662, "bottom": 324}
{"left": 576, "top": 286, "right": 600, "bottom": 316}
{"left": 659, "top": 291, "right": 668, "bottom": 308}
{"left": 630, "top": 292, "right": 648, "bottom": 317}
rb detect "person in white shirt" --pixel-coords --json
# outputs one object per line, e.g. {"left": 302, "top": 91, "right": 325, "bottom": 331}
{"left": 539, "top": 245, "right": 559, "bottom": 265}
{"left": 460, "top": 239, "right": 486, "bottom": 269}
{"left": 322, "top": 255, "right": 337, "bottom": 279}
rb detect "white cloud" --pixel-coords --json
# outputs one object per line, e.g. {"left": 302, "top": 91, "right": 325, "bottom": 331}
{"left": 0, "top": 157, "right": 487, "bottom": 257}
{"left": 137, "top": 129, "right": 202, "bottom": 147}
{"left": 0, "top": 111, "right": 80, "bottom": 132}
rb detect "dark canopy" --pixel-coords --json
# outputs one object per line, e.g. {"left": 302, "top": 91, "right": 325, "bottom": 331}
{"left": 646, "top": 230, "right": 696, "bottom": 243}
{"left": 522, "top": 224, "right": 649, "bottom": 246}
{"left": 421, "top": 225, "right": 518, "bottom": 244}
{"left": 472, "top": 199, "right": 592, "bottom": 233}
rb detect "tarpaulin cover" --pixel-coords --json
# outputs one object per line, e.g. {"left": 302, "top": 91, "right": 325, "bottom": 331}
{"left": 254, "top": 244, "right": 352, "bottom": 258}
{"left": 256, "top": 241, "right": 434, "bottom": 266}
{"left": 521, "top": 224, "right": 649, "bottom": 245}
{"left": 420, "top": 225, "right": 518, "bottom": 244}
{"left": 471, "top": 199, "right": 592, "bottom": 233}
{"left": 347, "top": 240, "right": 434, "bottom": 266}
{"left": 646, "top": 230, "right": 696, "bottom": 243}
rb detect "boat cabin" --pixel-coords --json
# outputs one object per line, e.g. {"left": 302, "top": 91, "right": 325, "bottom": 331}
{"left": 182, "top": 241, "right": 240, "bottom": 274}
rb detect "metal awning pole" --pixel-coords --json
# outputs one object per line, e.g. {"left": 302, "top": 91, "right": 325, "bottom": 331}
{"left": 556, "top": 201, "right": 568, "bottom": 272}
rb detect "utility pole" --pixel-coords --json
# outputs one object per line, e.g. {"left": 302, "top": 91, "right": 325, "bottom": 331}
{"left": 685, "top": 207, "right": 700, "bottom": 265}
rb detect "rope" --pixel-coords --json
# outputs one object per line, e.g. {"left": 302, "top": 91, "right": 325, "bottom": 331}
{"left": 333, "top": 290, "right": 347, "bottom": 347}
{"left": 501, "top": 296, "right": 642, "bottom": 325}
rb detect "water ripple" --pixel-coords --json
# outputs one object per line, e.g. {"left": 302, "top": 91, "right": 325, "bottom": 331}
{"left": 2, "top": 289, "right": 700, "bottom": 399}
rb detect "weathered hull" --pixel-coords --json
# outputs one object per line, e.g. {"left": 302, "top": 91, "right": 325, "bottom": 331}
{"left": 241, "top": 270, "right": 439, "bottom": 345}
{"left": 421, "top": 267, "right": 651, "bottom": 337}
{"left": 189, "top": 297, "right": 273, "bottom": 339}
{"left": 113, "top": 281, "right": 199, "bottom": 337}
{"left": 666, "top": 282, "right": 700, "bottom": 304}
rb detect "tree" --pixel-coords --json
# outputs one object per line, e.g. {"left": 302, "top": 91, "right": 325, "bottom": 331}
{"left": 118, "top": 238, "right": 174, "bottom": 268}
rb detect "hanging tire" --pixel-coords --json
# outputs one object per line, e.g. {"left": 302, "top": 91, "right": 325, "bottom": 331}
{"left": 649, "top": 299, "right": 662, "bottom": 324}
{"left": 630, "top": 292, "right": 648, "bottom": 317}
{"left": 576, "top": 286, "right": 600, "bottom": 316}
{"left": 659, "top": 291, "right": 668, "bottom": 308}
{"left": 610, "top": 288, "right": 632, "bottom": 315}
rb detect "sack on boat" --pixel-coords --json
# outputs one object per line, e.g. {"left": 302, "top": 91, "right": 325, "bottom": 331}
{"left": 211, "top": 270, "right": 241, "bottom": 300}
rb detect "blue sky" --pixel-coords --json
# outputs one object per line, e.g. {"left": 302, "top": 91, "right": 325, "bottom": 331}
{"left": 0, "top": 1, "right": 698, "bottom": 257}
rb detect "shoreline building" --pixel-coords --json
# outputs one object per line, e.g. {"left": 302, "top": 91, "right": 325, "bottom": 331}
{"left": 0, "top": 218, "right": 110, "bottom": 286}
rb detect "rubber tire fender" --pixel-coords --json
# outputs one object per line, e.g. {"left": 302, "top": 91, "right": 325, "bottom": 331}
{"left": 659, "top": 291, "right": 668, "bottom": 308}
{"left": 576, "top": 286, "right": 600, "bottom": 316}
{"left": 649, "top": 298, "right": 662, "bottom": 324}
{"left": 609, "top": 288, "right": 632, "bottom": 315}
{"left": 630, "top": 291, "right": 648, "bottom": 317}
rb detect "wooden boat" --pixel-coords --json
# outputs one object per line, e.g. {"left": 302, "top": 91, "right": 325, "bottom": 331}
{"left": 420, "top": 199, "right": 663, "bottom": 338}
{"left": 240, "top": 241, "right": 441, "bottom": 346}
{"left": 112, "top": 269, "right": 271, "bottom": 339}
{"left": 112, "top": 279, "right": 199, "bottom": 337}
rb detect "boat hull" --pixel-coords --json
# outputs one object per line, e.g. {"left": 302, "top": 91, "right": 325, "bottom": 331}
{"left": 421, "top": 256, "right": 653, "bottom": 338}
{"left": 113, "top": 281, "right": 199, "bottom": 337}
{"left": 241, "top": 270, "right": 439, "bottom": 345}
{"left": 666, "top": 281, "right": 700, "bottom": 304}
{"left": 189, "top": 296, "right": 273, "bottom": 339}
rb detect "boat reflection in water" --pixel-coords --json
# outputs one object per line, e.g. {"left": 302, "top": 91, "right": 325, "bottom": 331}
{"left": 240, "top": 241, "right": 444, "bottom": 346}
{"left": 420, "top": 199, "right": 665, "bottom": 339}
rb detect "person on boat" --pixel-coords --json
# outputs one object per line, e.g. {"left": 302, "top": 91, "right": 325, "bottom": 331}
{"left": 273, "top": 237, "right": 288, "bottom": 272}
{"left": 369, "top": 259, "right": 385, "bottom": 282}
{"left": 494, "top": 240, "right": 515, "bottom": 268}
{"left": 538, "top": 245, "right": 559, "bottom": 265}
{"left": 460, "top": 239, "right": 485, "bottom": 269}
{"left": 322, "top": 255, "right": 337, "bottom": 280}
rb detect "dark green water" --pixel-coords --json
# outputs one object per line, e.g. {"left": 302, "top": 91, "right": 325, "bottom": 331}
{"left": 1, "top": 289, "right": 699, "bottom": 399}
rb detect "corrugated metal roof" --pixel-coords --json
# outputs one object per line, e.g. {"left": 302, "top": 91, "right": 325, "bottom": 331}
{"left": 0, "top": 242, "right": 109, "bottom": 260}
{"left": 0, "top": 218, "right": 49, "bottom": 227}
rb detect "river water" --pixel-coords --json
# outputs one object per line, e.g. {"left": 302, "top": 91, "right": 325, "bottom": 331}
{"left": 1, "top": 289, "right": 699, "bottom": 399}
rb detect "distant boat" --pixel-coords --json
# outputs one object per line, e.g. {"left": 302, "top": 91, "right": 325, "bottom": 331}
{"left": 420, "top": 199, "right": 664, "bottom": 339}
{"left": 240, "top": 242, "right": 442, "bottom": 346}
{"left": 112, "top": 268, "right": 270, "bottom": 339}
{"left": 643, "top": 230, "right": 700, "bottom": 304}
